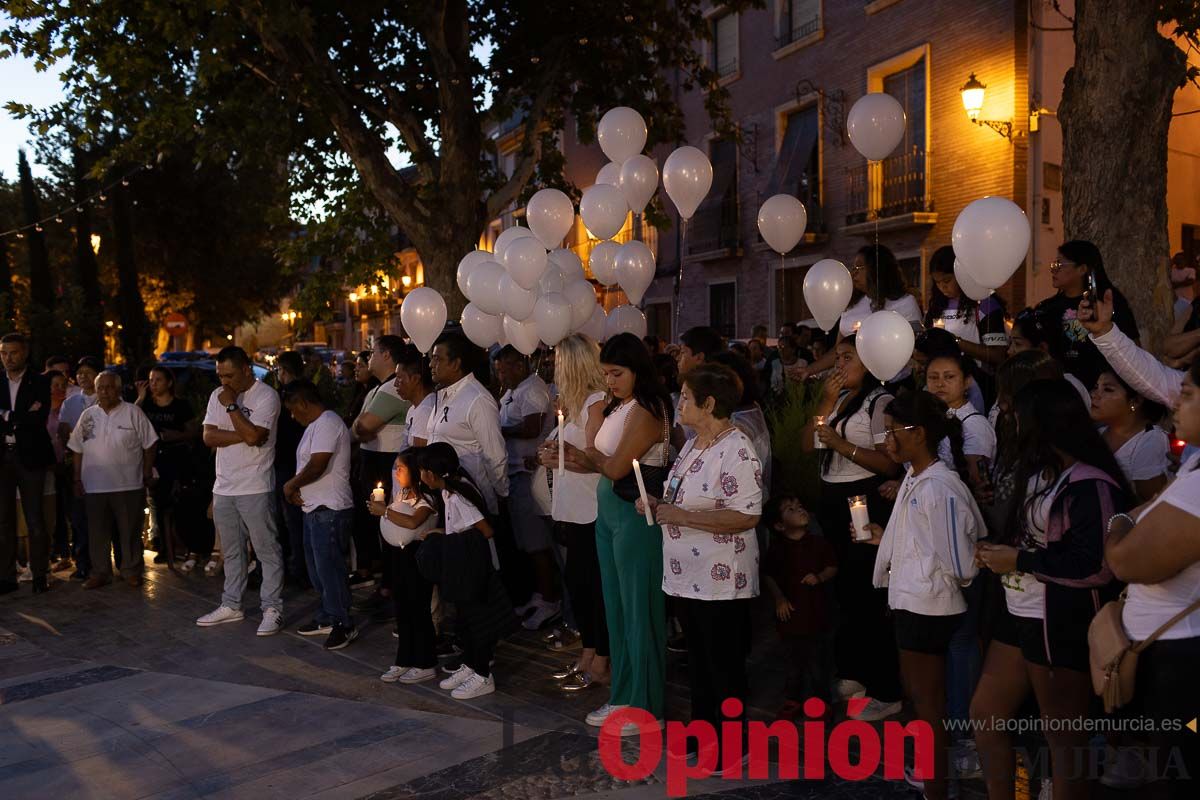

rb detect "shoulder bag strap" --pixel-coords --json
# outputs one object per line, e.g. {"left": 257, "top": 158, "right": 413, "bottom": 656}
{"left": 659, "top": 400, "right": 671, "bottom": 467}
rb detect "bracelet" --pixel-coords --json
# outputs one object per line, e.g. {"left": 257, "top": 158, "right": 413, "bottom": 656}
{"left": 1106, "top": 512, "right": 1136, "bottom": 535}
{"left": 849, "top": 445, "right": 859, "bottom": 462}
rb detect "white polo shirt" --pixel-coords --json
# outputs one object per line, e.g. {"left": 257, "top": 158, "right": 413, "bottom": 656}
{"left": 426, "top": 374, "right": 508, "bottom": 514}
{"left": 68, "top": 400, "right": 159, "bottom": 494}
{"left": 295, "top": 410, "right": 353, "bottom": 513}
{"left": 203, "top": 379, "right": 280, "bottom": 497}
{"left": 403, "top": 392, "right": 435, "bottom": 451}
{"left": 499, "top": 374, "right": 551, "bottom": 473}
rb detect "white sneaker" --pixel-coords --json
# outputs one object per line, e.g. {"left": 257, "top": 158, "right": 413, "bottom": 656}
{"left": 835, "top": 678, "right": 867, "bottom": 700}
{"left": 203, "top": 559, "right": 220, "bottom": 576}
{"left": 380, "top": 666, "right": 410, "bottom": 683}
{"left": 1100, "top": 747, "right": 1148, "bottom": 789}
{"left": 180, "top": 558, "right": 197, "bottom": 573}
{"left": 451, "top": 671, "right": 495, "bottom": 699}
{"left": 585, "top": 702, "right": 628, "bottom": 728}
{"left": 952, "top": 739, "right": 982, "bottom": 779}
{"left": 514, "top": 592, "right": 543, "bottom": 616}
{"left": 522, "top": 600, "right": 562, "bottom": 631}
{"left": 399, "top": 667, "right": 437, "bottom": 684}
{"left": 850, "top": 698, "right": 902, "bottom": 721}
{"left": 16, "top": 565, "right": 32, "bottom": 583}
{"left": 1038, "top": 779, "right": 1052, "bottom": 800}
{"left": 256, "top": 608, "right": 283, "bottom": 636}
{"left": 439, "top": 664, "right": 474, "bottom": 691}
{"left": 905, "top": 766, "right": 960, "bottom": 798}
{"left": 196, "top": 606, "right": 244, "bottom": 627}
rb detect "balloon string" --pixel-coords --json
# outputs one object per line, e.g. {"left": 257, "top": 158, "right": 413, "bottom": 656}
{"left": 675, "top": 218, "right": 688, "bottom": 338}
{"left": 780, "top": 251, "right": 786, "bottom": 327}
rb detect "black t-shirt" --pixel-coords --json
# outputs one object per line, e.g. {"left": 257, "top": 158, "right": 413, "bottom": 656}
{"left": 138, "top": 397, "right": 194, "bottom": 440}
{"left": 274, "top": 386, "right": 303, "bottom": 474}
{"left": 1035, "top": 289, "right": 1140, "bottom": 390}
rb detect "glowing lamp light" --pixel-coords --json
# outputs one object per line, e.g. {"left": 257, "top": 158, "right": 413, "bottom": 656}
{"left": 348, "top": 292, "right": 358, "bottom": 303}
{"left": 401, "top": 275, "right": 412, "bottom": 287}
{"left": 105, "top": 320, "right": 114, "bottom": 328}
{"left": 960, "top": 73, "right": 986, "bottom": 122}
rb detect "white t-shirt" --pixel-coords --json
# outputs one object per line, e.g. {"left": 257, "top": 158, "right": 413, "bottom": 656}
{"left": 203, "top": 380, "right": 280, "bottom": 497}
{"left": 1123, "top": 453, "right": 1200, "bottom": 640}
{"left": 360, "top": 381, "right": 409, "bottom": 454}
{"left": 443, "top": 491, "right": 485, "bottom": 535}
{"left": 822, "top": 388, "right": 892, "bottom": 484}
{"left": 1004, "top": 468, "right": 1073, "bottom": 619}
{"left": 67, "top": 401, "right": 158, "bottom": 494}
{"left": 380, "top": 489, "right": 436, "bottom": 548}
{"left": 661, "top": 428, "right": 763, "bottom": 601}
{"left": 551, "top": 391, "right": 606, "bottom": 525}
{"left": 403, "top": 392, "right": 435, "bottom": 451}
{"left": 59, "top": 390, "right": 97, "bottom": 430}
{"left": 839, "top": 293, "right": 923, "bottom": 337}
{"left": 938, "top": 401, "right": 997, "bottom": 468}
{"left": 295, "top": 410, "right": 353, "bottom": 513}
{"left": 1106, "top": 425, "right": 1170, "bottom": 483}
{"left": 500, "top": 374, "right": 551, "bottom": 473}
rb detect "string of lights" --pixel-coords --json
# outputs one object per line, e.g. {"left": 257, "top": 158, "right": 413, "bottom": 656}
{"left": 0, "top": 160, "right": 154, "bottom": 242}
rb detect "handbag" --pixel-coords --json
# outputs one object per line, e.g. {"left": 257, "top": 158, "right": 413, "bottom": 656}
{"left": 1088, "top": 590, "right": 1200, "bottom": 713}
{"left": 612, "top": 401, "right": 671, "bottom": 504}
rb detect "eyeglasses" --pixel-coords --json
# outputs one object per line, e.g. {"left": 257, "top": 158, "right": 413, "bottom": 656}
{"left": 850, "top": 264, "right": 866, "bottom": 274}
{"left": 872, "top": 425, "right": 917, "bottom": 445}
{"left": 1048, "top": 260, "right": 1076, "bottom": 274}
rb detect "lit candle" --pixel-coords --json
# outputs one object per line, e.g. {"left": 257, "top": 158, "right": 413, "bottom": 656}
{"left": 813, "top": 415, "right": 826, "bottom": 450}
{"left": 631, "top": 458, "right": 655, "bottom": 526}
{"left": 933, "top": 318, "right": 946, "bottom": 329}
{"left": 848, "top": 495, "right": 871, "bottom": 542}
{"left": 371, "top": 482, "right": 385, "bottom": 503}
{"left": 557, "top": 410, "right": 565, "bottom": 477}
{"left": 853, "top": 320, "right": 862, "bottom": 332}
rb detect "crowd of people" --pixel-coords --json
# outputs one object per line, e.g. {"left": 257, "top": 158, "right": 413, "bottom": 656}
{"left": 0, "top": 238, "right": 1197, "bottom": 798}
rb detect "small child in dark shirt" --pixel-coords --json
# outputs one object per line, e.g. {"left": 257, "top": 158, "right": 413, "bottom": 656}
{"left": 763, "top": 493, "right": 837, "bottom": 717}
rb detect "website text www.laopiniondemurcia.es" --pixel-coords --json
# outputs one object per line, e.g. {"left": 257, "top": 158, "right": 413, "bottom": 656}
{"left": 596, "top": 698, "right": 934, "bottom": 797}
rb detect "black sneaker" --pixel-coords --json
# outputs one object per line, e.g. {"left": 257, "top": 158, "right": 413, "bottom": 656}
{"left": 667, "top": 633, "right": 688, "bottom": 653}
{"left": 297, "top": 620, "right": 332, "bottom": 637}
{"left": 347, "top": 572, "right": 375, "bottom": 590}
{"left": 352, "top": 590, "right": 386, "bottom": 612}
{"left": 436, "top": 638, "right": 463, "bottom": 658}
{"left": 324, "top": 625, "right": 358, "bottom": 650}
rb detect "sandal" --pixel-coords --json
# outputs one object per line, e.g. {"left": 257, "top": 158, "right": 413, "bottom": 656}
{"left": 550, "top": 663, "right": 582, "bottom": 681}
{"left": 204, "top": 559, "right": 220, "bottom": 577}
{"left": 180, "top": 558, "right": 197, "bottom": 574}
{"left": 559, "top": 671, "right": 601, "bottom": 692}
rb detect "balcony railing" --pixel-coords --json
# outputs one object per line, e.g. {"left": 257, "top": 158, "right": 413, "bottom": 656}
{"left": 778, "top": 13, "right": 819, "bottom": 46}
{"left": 845, "top": 147, "right": 931, "bottom": 225}
{"left": 687, "top": 195, "right": 739, "bottom": 256}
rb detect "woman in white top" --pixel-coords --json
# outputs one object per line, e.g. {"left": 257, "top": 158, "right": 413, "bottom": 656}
{"left": 562, "top": 333, "right": 673, "bottom": 729}
{"left": 862, "top": 391, "right": 983, "bottom": 800}
{"left": 925, "top": 352, "right": 996, "bottom": 489}
{"left": 1106, "top": 361, "right": 1200, "bottom": 798}
{"left": 1090, "top": 369, "right": 1170, "bottom": 502}
{"left": 368, "top": 448, "right": 438, "bottom": 686}
{"left": 638, "top": 363, "right": 762, "bottom": 771}
{"left": 536, "top": 334, "right": 610, "bottom": 692}
{"left": 711, "top": 350, "right": 772, "bottom": 499}
{"left": 801, "top": 335, "right": 902, "bottom": 720}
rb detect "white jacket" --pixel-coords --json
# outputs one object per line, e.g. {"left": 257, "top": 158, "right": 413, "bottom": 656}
{"left": 872, "top": 460, "right": 983, "bottom": 616}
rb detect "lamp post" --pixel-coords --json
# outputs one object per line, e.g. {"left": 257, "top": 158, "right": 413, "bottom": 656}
{"left": 960, "top": 73, "right": 1015, "bottom": 141}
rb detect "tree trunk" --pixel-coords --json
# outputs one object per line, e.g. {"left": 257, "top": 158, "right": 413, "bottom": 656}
{"left": 112, "top": 184, "right": 152, "bottom": 364}
{"left": 1059, "top": 0, "right": 1186, "bottom": 351}
{"left": 72, "top": 149, "right": 106, "bottom": 358}
{"left": 0, "top": 233, "right": 11, "bottom": 333}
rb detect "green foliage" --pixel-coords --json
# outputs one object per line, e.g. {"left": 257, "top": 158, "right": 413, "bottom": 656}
{"left": 766, "top": 379, "right": 825, "bottom": 509}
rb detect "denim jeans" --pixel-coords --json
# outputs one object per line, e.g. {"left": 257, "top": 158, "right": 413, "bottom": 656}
{"left": 303, "top": 507, "right": 353, "bottom": 628}
{"left": 946, "top": 580, "right": 982, "bottom": 735}
{"left": 213, "top": 492, "right": 284, "bottom": 614}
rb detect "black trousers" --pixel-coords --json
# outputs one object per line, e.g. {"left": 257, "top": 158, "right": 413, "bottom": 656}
{"left": 1135, "top": 635, "right": 1200, "bottom": 795}
{"left": 355, "top": 450, "right": 393, "bottom": 573}
{"left": 458, "top": 600, "right": 497, "bottom": 678}
{"left": 680, "top": 596, "right": 752, "bottom": 743}
{"left": 818, "top": 476, "right": 901, "bottom": 703}
{"left": 390, "top": 541, "right": 436, "bottom": 669}
{"left": 560, "top": 520, "right": 609, "bottom": 656}
{"left": 0, "top": 450, "right": 48, "bottom": 582}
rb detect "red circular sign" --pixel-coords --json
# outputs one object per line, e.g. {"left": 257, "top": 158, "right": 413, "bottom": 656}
{"left": 164, "top": 313, "right": 188, "bottom": 335}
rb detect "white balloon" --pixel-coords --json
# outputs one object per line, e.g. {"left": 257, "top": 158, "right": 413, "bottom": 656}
{"left": 492, "top": 225, "right": 534, "bottom": 265}
{"left": 617, "top": 239, "right": 655, "bottom": 306}
{"left": 499, "top": 272, "right": 538, "bottom": 321}
{"left": 802, "top": 259, "right": 854, "bottom": 332}
{"left": 589, "top": 240, "right": 621, "bottom": 286}
{"left": 596, "top": 162, "right": 622, "bottom": 186}
{"left": 503, "top": 235, "right": 549, "bottom": 290}
{"left": 579, "top": 304, "right": 607, "bottom": 341}
{"left": 580, "top": 183, "right": 628, "bottom": 241}
{"left": 525, "top": 188, "right": 574, "bottom": 249}
{"left": 563, "top": 279, "right": 598, "bottom": 330}
{"left": 597, "top": 106, "right": 647, "bottom": 164}
{"left": 757, "top": 194, "right": 808, "bottom": 255}
{"left": 549, "top": 249, "right": 585, "bottom": 283}
{"left": 846, "top": 93, "right": 907, "bottom": 161}
{"left": 533, "top": 292, "right": 573, "bottom": 347}
{"left": 952, "top": 196, "right": 1031, "bottom": 290}
{"left": 399, "top": 287, "right": 447, "bottom": 354}
{"left": 953, "top": 258, "right": 992, "bottom": 302}
{"left": 460, "top": 303, "right": 503, "bottom": 349}
{"left": 465, "top": 260, "right": 506, "bottom": 315}
{"left": 457, "top": 250, "right": 489, "bottom": 300}
{"left": 503, "top": 314, "right": 541, "bottom": 356}
{"left": 619, "top": 154, "right": 659, "bottom": 216}
{"left": 856, "top": 310, "right": 916, "bottom": 382}
{"left": 539, "top": 264, "right": 565, "bottom": 295}
{"left": 662, "top": 145, "right": 712, "bottom": 221}
{"left": 604, "top": 304, "right": 647, "bottom": 340}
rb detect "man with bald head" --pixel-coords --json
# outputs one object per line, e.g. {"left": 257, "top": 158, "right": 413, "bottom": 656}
{"left": 68, "top": 371, "right": 158, "bottom": 589}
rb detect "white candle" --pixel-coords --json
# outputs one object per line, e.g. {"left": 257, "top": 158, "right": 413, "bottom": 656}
{"left": 371, "top": 482, "right": 385, "bottom": 503}
{"left": 631, "top": 458, "right": 654, "bottom": 526}
{"left": 849, "top": 495, "right": 871, "bottom": 542}
{"left": 557, "top": 411, "right": 565, "bottom": 477}
{"left": 813, "top": 415, "right": 826, "bottom": 450}
{"left": 933, "top": 318, "right": 946, "bottom": 329}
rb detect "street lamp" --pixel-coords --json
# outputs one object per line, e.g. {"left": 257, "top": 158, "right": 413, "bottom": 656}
{"left": 959, "top": 73, "right": 1014, "bottom": 141}
{"left": 400, "top": 275, "right": 412, "bottom": 288}
{"left": 90, "top": 234, "right": 101, "bottom": 254}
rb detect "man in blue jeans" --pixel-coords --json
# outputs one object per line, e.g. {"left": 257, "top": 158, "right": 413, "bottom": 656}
{"left": 281, "top": 381, "right": 357, "bottom": 650}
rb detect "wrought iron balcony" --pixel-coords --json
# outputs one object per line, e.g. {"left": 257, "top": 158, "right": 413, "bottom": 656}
{"left": 845, "top": 147, "right": 933, "bottom": 227}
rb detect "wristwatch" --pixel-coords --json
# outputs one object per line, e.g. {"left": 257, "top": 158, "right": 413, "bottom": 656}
{"left": 225, "top": 402, "right": 240, "bottom": 413}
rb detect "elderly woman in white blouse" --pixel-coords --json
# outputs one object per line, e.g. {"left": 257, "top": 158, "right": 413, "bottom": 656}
{"left": 637, "top": 363, "right": 762, "bottom": 773}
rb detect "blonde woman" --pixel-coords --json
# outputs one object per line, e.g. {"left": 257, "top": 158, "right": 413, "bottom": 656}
{"left": 538, "top": 334, "right": 611, "bottom": 692}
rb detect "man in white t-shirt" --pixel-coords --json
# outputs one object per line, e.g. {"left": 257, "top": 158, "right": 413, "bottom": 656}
{"left": 495, "top": 346, "right": 560, "bottom": 629}
{"left": 195, "top": 346, "right": 285, "bottom": 636}
{"left": 393, "top": 344, "right": 434, "bottom": 452}
{"left": 282, "top": 381, "right": 357, "bottom": 650}
{"left": 68, "top": 371, "right": 158, "bottom": 589}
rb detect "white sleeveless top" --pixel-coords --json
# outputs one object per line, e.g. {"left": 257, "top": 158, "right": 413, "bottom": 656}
{"left": 595, "top": 398, "right": 669, "bottom": 464}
